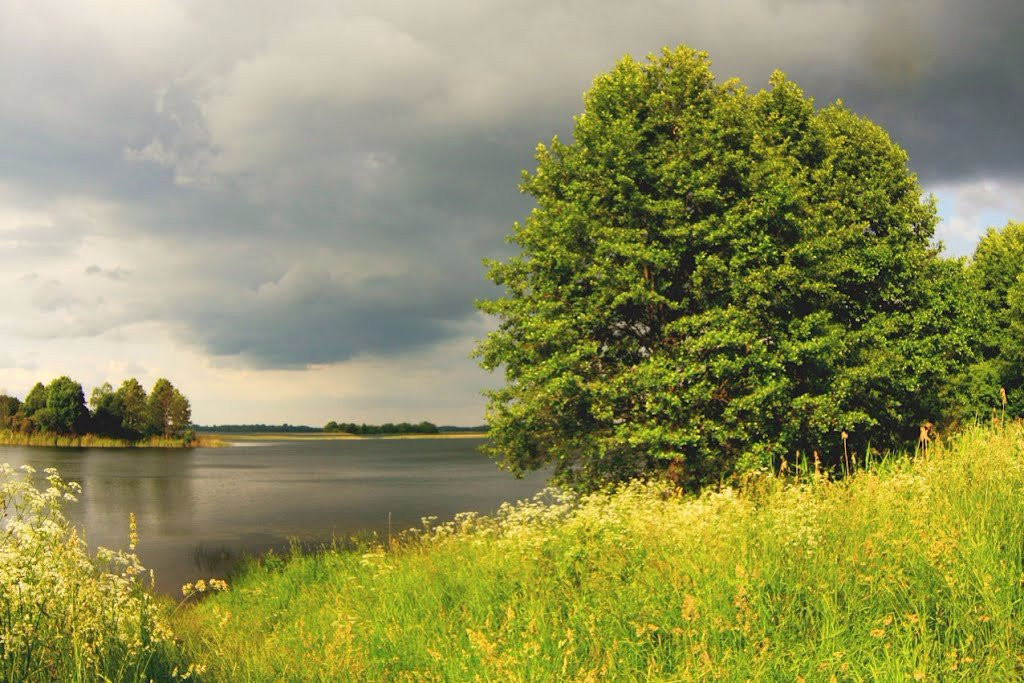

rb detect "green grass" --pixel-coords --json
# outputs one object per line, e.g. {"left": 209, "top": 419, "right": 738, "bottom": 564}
{"left": 0, "top": 429, "right": 225, "bottom": 448}
{"left": 170, "top": 423, "right": 1024, "bottom": 680}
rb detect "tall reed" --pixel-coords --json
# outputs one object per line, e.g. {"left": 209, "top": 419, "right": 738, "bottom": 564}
{"left": 0, "top": 430, "right": 224, "bottom": 448}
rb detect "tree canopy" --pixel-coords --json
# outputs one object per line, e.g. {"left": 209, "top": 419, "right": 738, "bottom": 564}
{"left": 0, "top": 376, "right": 194, "bottom": 442}
{"left": 966, "top": 221, "right": 1024, "bottom": 416}
{"left": 22, "top": 383, "right": 47, "bottom": 416}
{"left": 116, "top": 378, "right": 149, "bottom": 436}
{"left": 42, "top": 376, "right": 89, "bottom": 434}
{"left": 476, "top": 46, "right": 976, "bottom": 490}
{"left": 145, "top": 378, "right": 192, "bottom": 439}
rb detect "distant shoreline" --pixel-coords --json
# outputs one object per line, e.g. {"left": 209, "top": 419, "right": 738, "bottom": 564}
{"left": 0, "top": 430, "right": 486, "bottom": 448}
{"left": 212, "top": 431, "right": 488, "bottom": 442}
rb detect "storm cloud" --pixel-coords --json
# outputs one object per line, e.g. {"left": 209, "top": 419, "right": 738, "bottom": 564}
{"left": 1, "top": 0, "right": 1021, "bottom": 421}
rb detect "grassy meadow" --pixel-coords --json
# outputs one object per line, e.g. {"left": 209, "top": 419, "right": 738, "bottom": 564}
{"left": 165, "top": 422, "right": 1024, "bottom": 681}
{"left": 6, "top": 422, "right": 1024, "bottom": 680}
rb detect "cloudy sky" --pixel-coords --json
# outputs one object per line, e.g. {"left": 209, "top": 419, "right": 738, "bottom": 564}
{"left": 1, "top": 0, "right": 1022, "bottom": 425}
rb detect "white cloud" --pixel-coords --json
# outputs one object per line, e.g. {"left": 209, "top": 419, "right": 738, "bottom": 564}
{"left": 931, "top": 179, "right": 1024, "bottom": 257}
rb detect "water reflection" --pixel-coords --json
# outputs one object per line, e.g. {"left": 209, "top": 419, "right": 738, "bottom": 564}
{"left": 0, "top": 438, "right": 546, "bottom": 594}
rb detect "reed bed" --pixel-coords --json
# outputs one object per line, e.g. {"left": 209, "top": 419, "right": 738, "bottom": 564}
{"left": 171, "top": 422, "right": 1024, "bottom": 680}
{"left": 0, "top": 430, "right": 225, "bottom": 448}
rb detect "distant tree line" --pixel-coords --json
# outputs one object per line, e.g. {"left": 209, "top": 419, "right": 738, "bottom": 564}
{"left": 438, "top": 425, "right": 489, "bottom": 433}
{"left": 193, "top": 424, "right": 320, "bottom": 433}
{"left": 324, "top": 421, "right": 440, "bottom": 435}
{"left": 0, "top": 376, "right": 193, "bottom": 441}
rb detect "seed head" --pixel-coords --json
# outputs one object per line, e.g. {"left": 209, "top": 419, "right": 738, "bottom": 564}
{"left": 128, "top": 512, "right": 138, "bottom": 551}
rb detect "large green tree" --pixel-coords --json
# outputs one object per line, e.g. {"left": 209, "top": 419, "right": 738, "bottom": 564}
{"left": 21, "top": 382, "right": 47, "bottom": 417}
{"left": 115, "top": 378, "right": 148, "bottom": 437}
{"left": 167, "top": 390, "right": 192, "bottom": 438}
{"left": 43, "top": 376, "right": 89, "bottom": 434}
{"left": 967, "top": 221, "right": 1024, "bottom": 415}
{"left": 89, "top": 382, "right": 125, "bottom": 437}
{"left": 0, "top": 394, "right": 20, "bottom": 428}
{"left": 476, "top": 46, "right": 975, "bottom": 490}
{"left": 146, "top": 379, "right": 175, "bottom": 437}
{"left": 146, "top": 379, "right": 192, "bottom": 438}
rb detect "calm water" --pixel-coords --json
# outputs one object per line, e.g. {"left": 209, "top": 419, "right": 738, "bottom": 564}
{"left": 0, "top": 438, "right": 547, "bottom": 594}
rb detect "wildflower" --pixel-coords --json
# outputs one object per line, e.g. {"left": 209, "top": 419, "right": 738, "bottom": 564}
{"left": 870, "top": 628, "right": 885, "bottom": 638}
{"left": 0, "top": 465, "right": 171, "bottom": 677}
{"left": 128, "top": 512, "right": 138, "bottom": 551}
{"left": 634, "top": 623, "right": 660, "bottom": 637}
{"left": 681, "top": 594, "right": 700, "bottom": 622}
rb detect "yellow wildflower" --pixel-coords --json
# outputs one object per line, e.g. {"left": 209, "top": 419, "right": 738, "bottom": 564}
{"left": 128, "top": 512, "right": 138, "bottom": 551}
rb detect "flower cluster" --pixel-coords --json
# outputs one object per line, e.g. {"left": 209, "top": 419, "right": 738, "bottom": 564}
{"left": 182, "top": 577, "right": 229, "bottom": 597}
{"left": 0, "top": 463, "right": 182, "bottom": 680}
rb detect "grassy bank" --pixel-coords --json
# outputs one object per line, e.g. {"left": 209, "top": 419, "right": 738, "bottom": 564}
{"left": 0, "top": 429, "right": 225, "bottom": 448}
{"left": 171, "top": 423, "right": 1024, "bottom": 680}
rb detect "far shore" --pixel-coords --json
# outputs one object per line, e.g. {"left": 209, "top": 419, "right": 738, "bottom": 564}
{"left": 210, "top": 431, "right": 488, "bottom": 442}
{"left": 0, "top": 429, "right": 486, "bottom": 448}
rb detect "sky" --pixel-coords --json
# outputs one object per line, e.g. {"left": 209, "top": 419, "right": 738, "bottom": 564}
{"left": 1, "top": 0, "right": 1023, "bottom": 426}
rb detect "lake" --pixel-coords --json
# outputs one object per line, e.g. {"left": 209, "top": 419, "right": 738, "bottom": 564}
{"left": 0, "top": 437, "right": 548, "bottom": 595}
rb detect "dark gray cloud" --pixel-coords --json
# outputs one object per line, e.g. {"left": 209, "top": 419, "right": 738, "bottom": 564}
{"left": 1, "top": 0, "right": 1021, "bottom": 370}
{"left": 177, "top": 263, "right": 484, "bottom": 367}
{"left": 781, "top": 1, "right": 1024, "bottom": 182}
